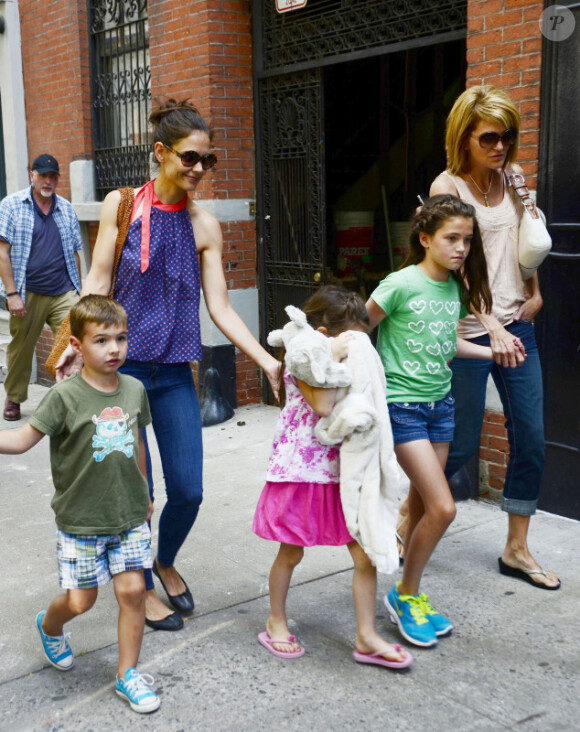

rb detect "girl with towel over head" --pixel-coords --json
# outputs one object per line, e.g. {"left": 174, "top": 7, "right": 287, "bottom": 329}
{"left": 254, "top": 285, "right": 412, "bottom": 670}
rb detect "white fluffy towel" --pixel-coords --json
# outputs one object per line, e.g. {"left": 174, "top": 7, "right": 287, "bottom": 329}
{"left": 315, "top": 331, "right": 407, "bottom": 574}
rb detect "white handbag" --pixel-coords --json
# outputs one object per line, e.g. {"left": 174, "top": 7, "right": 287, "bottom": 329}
{"left": 506, "top": 170, "right": 552, "bottom": 279}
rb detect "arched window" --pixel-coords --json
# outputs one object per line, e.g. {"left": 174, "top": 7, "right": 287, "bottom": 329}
{"left": 88, "top": 0, "right": 151, "bottom": 199}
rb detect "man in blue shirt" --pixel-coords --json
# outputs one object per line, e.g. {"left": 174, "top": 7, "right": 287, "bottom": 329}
{"left": 0, "top": 154, "right": 83, "bottom": 420}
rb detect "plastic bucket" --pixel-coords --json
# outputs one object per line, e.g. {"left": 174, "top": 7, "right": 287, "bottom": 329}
{"left": 335, "top": 211, "right": 374, "bottom": 259}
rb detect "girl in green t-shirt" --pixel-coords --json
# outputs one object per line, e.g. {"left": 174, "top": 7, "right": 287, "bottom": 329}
{"left": 366, "top": 195, "right": 511, "bottom": 648}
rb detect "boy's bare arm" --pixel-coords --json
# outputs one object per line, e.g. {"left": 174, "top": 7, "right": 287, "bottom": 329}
{"left": 0, "top": 424, "right": 45, "bottom": 454}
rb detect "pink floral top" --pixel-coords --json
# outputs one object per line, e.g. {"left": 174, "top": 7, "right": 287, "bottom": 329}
{"left": 265, "top": 370, "right": 340, "bottom": 484}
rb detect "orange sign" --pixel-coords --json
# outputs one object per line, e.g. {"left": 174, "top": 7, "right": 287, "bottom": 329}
{"left": 276, "top": 0, "right": 307, "bottom": 13}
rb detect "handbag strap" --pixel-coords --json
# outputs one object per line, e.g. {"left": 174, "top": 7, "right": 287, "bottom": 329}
{"left": 109, "top": 187, "right": 135, "bottom": 295}
{"left": 505, "top": 167, "right": 541, "bottom": 220}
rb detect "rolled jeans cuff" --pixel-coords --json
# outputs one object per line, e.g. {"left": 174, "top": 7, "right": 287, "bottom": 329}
{"left": 500, "top": 496, "right": 538, "bottom": 516}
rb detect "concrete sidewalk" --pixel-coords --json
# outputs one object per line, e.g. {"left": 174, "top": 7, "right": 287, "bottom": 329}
{"left": 0, "top": 385, "right": 578, "bottom": 731}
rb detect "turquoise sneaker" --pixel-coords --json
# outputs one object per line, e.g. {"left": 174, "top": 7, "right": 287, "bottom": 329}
{"left": 384, "top": 583, "right": 437, "bottom": 647}
{"left": 418, "top": 593, "right": 453, "bottom": 637}
{"left": 36, "top": 611, "right": 74, "bottom": 671}
{"left": 115, "top": 668, "right": 160, "bottom": 714}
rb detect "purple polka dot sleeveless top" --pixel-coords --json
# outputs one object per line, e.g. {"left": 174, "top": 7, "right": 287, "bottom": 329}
{"left": 114, "top": 204, "right": 203, "bottom": 363}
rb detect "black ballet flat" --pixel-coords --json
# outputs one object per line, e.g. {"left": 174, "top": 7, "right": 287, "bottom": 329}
{"left": 153, "top": 560, "right": 195, "bottom": 613}
{"left": 145, "top": 611, "right": 184, "bottom": 631}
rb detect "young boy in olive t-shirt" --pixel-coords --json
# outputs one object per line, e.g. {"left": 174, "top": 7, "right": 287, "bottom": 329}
{"left": 0, "top": 295, "right": 160, "bottom": 714}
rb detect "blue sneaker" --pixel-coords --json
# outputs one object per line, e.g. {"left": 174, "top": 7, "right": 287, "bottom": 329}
{"left": 418, "top": 593, "right": 453, "bottom": 637}
{"left": 115, "top": 668, "right": 160, "bottom": 714}
{"left": 36, "top": 611, "right": 74, "bottom": 671}
{"left": 384, "top": 583, "right": 437, "bottom": 647}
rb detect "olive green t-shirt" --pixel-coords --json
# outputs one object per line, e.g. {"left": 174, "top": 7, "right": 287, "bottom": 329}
{"left": 371, "top": 265, "right": 468, "bottom": 402}
{"left": 30, "top": 372, "right": 151, "bottom": 534}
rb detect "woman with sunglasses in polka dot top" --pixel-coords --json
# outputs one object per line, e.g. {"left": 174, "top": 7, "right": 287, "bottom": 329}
{"left": 430, "top": 86, "right": 560, "bottom": 591}
{"left": 57, "top": 99, "right": 282, "bottom": 629}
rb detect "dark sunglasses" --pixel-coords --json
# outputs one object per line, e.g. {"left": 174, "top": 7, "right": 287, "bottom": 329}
{"left": 163, "top": 143, "right": 218, "bottom": 170}
{"left": 472, "top": 129, "right": 517, "bottom": 150}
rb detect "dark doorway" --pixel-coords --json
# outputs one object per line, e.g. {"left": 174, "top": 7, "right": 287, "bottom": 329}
{"left": 323, "top": 41, "right": 465, "bottom": 301}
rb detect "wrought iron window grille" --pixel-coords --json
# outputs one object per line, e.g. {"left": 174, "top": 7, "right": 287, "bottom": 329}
{"left": 88, "top": 0, "right": 151, "bottom": 198}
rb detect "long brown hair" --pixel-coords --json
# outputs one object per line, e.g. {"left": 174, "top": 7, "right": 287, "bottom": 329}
{"left": 402, "top": 195, "right": 492, "bottom": 314}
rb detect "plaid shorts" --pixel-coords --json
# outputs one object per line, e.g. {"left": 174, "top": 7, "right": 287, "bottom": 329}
{"left": 56, "top": 522, "right": 153, "bottom": 589}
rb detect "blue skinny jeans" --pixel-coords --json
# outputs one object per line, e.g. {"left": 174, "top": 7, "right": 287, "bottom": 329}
{"left": 120, "top": 360, "right": 203, "bottom": 591}
{"left": 445, "top": 321, "right": 545, "bottom": 516}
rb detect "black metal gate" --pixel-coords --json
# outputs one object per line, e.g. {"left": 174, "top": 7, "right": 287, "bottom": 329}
{"left": 253, "top": 0, "right": 467, "bottom": 349}
{"left": 258, "top": 0, "right": 467, "bottom": 75}
{"left": 256, "top": 69, "right": 326, "bottom": 340}
{"left": 537, "top": 5, "right": 580, "bottom": 520}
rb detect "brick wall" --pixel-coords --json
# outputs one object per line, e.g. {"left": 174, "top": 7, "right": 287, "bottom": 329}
{"left": 467, "top": 0, "right": 543, "bottom": 185}
{"left": 466, "top": 0, "right": 543, "bottom": 501}
{"left": 478, "top": 412, "right": 509, "bottom": 502}
{"left": 19, "top": 0, "right": 94, "bottom": 198}
{"left": 149, "top": 1, "right": 259, "bottom": 403}
{"left": 221, "top": 221, "right": 258, "bottom": 289}
{"left": 27, "top": 2, "right": 260, "bottom": 402}
{"left": 148, "top": 0, "right": 255, "bottom": 208}
{"left": 34, "top": 329, "right": 55, "bottom": 387}
{"left": 235, "top": 352, "right": 263, "bottom": 406}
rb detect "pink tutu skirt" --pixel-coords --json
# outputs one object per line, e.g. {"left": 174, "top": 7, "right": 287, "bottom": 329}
{"left": 253, "top": 480, "right": 353, "bottom": 547}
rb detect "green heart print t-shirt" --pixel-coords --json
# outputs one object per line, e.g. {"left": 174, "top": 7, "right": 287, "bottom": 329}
{"left": 370, "top": 265, "right": 468, "bottom": 403}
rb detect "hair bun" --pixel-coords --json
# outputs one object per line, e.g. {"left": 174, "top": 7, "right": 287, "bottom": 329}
{"left": 149, "top": 98, "right": 213, "bottom": 145}
{"left": 149, "top": 98, "right": 202, "bottom": 125}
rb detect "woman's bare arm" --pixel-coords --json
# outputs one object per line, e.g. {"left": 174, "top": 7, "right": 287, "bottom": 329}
{"left": 81, "top": 189, "right": 124, "bottom": 297}
{"left": 192, "top": 202, "right": 282, "bottom": 399}
{"left": 429, "top": 174, "right": 459, "bottom": 197}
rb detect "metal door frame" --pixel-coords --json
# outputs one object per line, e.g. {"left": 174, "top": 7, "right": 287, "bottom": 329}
{"left": 255, "top": 68, "right": 326, "bottom": 345}
{"left": 536, "top": 2, "right": 580, "bottom": 518}
{"left": 255, "top": 0, "right": 467, "bottom": 78}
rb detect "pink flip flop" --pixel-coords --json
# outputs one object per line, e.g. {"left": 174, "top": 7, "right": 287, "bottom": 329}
{"left": 353, "top": 644, "right": 413, "bottom": 669}
{"left": 258, "top": 631, "right": 305, "bottom": 659}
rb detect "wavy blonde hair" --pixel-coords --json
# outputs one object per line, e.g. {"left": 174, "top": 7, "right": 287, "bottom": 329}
{"left": 446, "top": 86, "right": 520, "bottom": 175}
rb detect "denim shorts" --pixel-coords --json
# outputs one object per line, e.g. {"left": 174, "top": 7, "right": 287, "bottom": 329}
{"left": 56, "top": 522, "right": 152, "bottom": 589}
{"left": 388, "top": 393, "right": 455, "bottom": 445}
